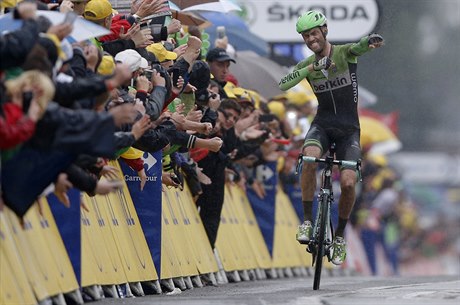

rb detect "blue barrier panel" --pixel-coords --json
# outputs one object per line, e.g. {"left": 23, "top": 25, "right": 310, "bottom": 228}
{"left": 48, "top": 189, "right": 82, "bottom": 285}
{"left": 246, "top": 161, "right": 278, "bottom": 256}
{"left": 119, "top": 151, "right": 162, "bottom": 275}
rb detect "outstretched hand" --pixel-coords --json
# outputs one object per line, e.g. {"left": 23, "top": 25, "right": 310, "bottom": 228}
{"left": 368, "top": 33, "right": 385, "bottom": 49}
{"left": 313, "top": 56, "right": 332, "bottom": 71}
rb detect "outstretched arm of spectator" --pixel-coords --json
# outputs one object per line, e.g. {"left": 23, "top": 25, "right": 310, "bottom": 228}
{"left": 54, "top": 64, "right": 131, "bottom": 106}
{"left": 0, "top": 2, "right": 39, "bottom": 69}
{"left": 144, "top": 70, "right": 167, "bottom": 121}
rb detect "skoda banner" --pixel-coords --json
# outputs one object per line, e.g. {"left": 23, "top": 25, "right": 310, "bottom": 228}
{"left": 238, "top": 0, "right": 380, "bottom": 42}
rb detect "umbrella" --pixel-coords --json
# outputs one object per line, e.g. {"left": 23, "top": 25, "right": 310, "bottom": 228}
{"left": 168, "top": 1, "right": 181, "bottom": 11}
{"left": 171, "top": 10, "right": 211, "bottom": 28}
{"left": 229, "top": 50, "right": 289, "bottom": 99}
{"left": 359, "top": 116, "right": 402, "bottom": 155}
{"left": 183, "top": 0, "right": 242, "bottom": 13}
{"left": 0, "top": 10, "right": 110, "bottom": 42}
{"left": 173, "top": 0, "right": 216, "bottom": 10}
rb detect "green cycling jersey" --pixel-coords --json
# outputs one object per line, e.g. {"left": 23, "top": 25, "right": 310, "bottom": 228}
{"left": 279, "top": 35, "right": 375, "bottom": 130}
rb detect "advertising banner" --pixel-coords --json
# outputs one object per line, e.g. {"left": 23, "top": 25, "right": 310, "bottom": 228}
{"left": 239, "top": 0, "right": 379, "bottom": 42}
{"left": 120, "top": 151, "right": 163, "bottom": 275}
{"left": 246, "top": 161, "right": 278, "bottom": 256}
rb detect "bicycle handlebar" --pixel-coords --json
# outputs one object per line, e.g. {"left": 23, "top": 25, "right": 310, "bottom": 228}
{"left": 302, "top": 156, "right": 358, "bottom": 169}
{"left": 296, "top": 155, "right": 362, "bottom": 182}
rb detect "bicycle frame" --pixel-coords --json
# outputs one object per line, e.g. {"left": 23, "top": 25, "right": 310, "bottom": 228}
{"left": 296, "top": 144, "right": 361, "bottom": 290}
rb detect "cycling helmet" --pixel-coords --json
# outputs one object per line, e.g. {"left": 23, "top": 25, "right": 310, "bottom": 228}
{"left": 296, "top": 11, "right": 327, "bottom": 33}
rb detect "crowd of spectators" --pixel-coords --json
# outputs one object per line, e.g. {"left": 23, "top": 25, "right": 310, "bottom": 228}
{"left": 0, "top": 0, "right": 319, "bottom": 250}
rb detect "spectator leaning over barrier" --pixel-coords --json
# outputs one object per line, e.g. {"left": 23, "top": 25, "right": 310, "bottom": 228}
{"left": 206, "top": 47, "right": 235, "bottom": 99}
{"left": 1, "top": 70, "right": 54, "bottom": 152}
{"left": 0, "top": 5, "right": 147, "bottom": 216}
{"left": 146, "top": 42, "right": 177, "bottom": 69}
{"left": 196, "top": 99, "right": 242, "bottom": 249}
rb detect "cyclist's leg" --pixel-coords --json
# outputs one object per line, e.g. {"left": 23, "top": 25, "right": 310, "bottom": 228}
{"left": 335, "top": 129, "right": 361, "bottom": 235}
{"left": 297, "top": 124, "right": 328, "bottom": 243}
{"left": 301, "top": 124, "right": 329, "bottom": 222}
{"left": 331, "top": 130, "right": 360, "bottom": 264}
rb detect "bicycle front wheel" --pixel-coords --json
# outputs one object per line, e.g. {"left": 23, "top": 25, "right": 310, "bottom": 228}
{"left": 313, "top": 193, "right": 329, "bottom": 290}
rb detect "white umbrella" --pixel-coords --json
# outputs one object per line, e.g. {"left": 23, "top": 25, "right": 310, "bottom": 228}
{"left": 37, "top": 11, "right": 111, "bottom": 42}
{"left": 0, "top": 11, "right": 110, "bottom": 42}
{"left": 182, "top": 0, "right": 242, "bottom": 13}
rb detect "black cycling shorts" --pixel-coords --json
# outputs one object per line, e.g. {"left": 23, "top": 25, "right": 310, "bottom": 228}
{"left": 303, "top": 123, "right": 361, "bottom": 162}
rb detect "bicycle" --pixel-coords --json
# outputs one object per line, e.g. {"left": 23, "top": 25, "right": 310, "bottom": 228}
{"left": 295, "top": 143, "right": 361, "bottom": 290}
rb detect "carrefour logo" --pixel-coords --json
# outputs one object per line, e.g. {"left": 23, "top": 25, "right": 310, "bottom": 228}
{"left": 142, "top": 152, "right": 157, "bottom": 172}
{"left": 123, "top": 152, "right": 159, "bottom": 183}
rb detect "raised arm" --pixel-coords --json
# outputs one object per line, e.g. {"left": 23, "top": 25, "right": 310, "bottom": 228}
{"left": 349, "top": 33, "right": 385, "bottom": 56}
{"left": 279, "top": 57, "right": 332, "bottom": 91}
{"left": 279, "top": 65, "right": 312, "bottom": 91}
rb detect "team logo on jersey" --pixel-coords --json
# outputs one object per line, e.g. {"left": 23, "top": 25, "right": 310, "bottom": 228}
{"left": 310, "top": 71, "right": 351, "bottom": 93}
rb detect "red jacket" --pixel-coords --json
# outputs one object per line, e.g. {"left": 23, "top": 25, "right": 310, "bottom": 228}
{"left": 99, "top": 15, "right": 132, "bottom": 42}
{"left": 0, "top": 103, "right": 36, "bottom": 149}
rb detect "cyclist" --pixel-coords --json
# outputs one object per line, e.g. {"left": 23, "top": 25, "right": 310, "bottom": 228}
{"left": 279, "top": 10, "right": 384, "bottom": 265}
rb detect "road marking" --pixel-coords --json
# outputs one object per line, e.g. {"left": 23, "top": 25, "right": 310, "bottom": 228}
{"left": 402, "top": 291, "right": 437, "bottom": 299}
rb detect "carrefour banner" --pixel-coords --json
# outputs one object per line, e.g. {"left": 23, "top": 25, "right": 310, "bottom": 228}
{"left": 246, "top": 161, "right": 278, "bottom": 256}
{"left": 120, "top": 151, "right": 162, "bottom": 275}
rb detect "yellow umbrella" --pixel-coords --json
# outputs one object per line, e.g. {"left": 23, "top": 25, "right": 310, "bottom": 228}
{"left": 359, "top": 116, "right": 402, "bottom": 155}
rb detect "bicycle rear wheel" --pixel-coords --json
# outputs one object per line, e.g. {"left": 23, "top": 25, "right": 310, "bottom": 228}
{"left": 313, "top": 193, "right": 329, "bottom": 290}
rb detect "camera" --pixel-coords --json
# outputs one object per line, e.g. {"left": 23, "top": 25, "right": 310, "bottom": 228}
{"left": 151, "top": 63, "right": 172, "bottom": 100}
{"left": 139, "top": 21, "right": 167, "bottom": 43}
{"left": 143, "top": 69, "right": 153, "bottom": 81}
{"left": 216, "top": 26, "right": 226, "bottom": 39}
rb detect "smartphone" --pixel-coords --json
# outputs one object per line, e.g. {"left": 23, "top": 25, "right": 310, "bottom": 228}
{"left": 22, "top": 91, "right": 34, "bottom": 113}
{"left": 216, "top": 26, "right": 226, "bottom": 39}
{"left": 63, "top": 11, "right": 78, "bottom": 25}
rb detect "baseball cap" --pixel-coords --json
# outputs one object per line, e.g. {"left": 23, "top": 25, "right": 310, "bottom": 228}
{"left": 97, "top": 54, "right": 116, "bottom": 76}
{"left": 114, "top": 49, "right": 142, "bottom": 72}
{"left": 140, "top": 57, "right": 149, "bottom": 69}
{"left": 146, "top": 43, "right": 178, "bottom": 63}
{"left": 84, "top": 0, "right": 112, "bottom": 21}
{"left": 206, "top": 47, "right": 236, "bottom": 63}
{"left": 233, "top": 87, "right": 254, "bottom": 105}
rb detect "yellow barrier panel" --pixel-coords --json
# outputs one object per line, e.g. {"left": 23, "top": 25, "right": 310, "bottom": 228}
{"left": 229, "top": 185, "right": 272, "bottom": 269}
{"left": 81, "top": 195, "right": 126, "bottom": 286}
{"left": 0, "top": 210, "right": 36, "bottom": 305}
{"left": 5, "top": 204, "right": 61, "bottom": 300}
{"left": 159, "top": 200, "right": 183, "bottom": 279}
{"left": 81, "top": 162, "right": 159, "bottom": 286}
{"left": 223, "top": 186, "right": 258, "bottom": 270}
{"left": 215, "top": 187, "right": 243, "bottom": 272}
{"left": 273, "top": 188, "right": 311, "bottom": 268}
{"left": 163, "top": 190, "right": 197, "bottom": 275}
{"left": 161, "top": 191, "right": 195, "bottom": 278}
{"left": 173, "top": 185, "right": 218, "bottom": 274}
